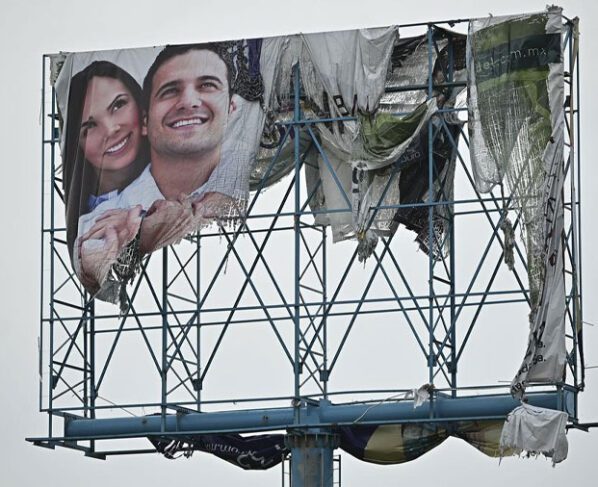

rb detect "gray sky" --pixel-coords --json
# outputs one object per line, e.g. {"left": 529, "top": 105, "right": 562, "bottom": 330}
{"left": 1, "top": 0, "right": 597, "bottom": 485}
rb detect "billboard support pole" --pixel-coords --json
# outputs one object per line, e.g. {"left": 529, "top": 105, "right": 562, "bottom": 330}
{"left": 290, "top": 60, "right": 337, "bottom": 487}
{"left": 287, "top": 430, "right": 339, "bottom": 487}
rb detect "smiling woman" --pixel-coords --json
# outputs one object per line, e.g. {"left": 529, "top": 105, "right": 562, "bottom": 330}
{"left": 62, "top": 61, "right": 149, "bottom": 262}
{"left": 80, "top": 77, "right": 142, "bottom": 172}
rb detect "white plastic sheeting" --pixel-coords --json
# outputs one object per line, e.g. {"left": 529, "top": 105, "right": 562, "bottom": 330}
{"left": 500, "top": 403, "right": 568, "bottom": 465}
{"left": 301, "top": 27, "right": 398, "bottom": 115}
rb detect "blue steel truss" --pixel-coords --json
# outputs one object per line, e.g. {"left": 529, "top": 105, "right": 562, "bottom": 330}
{"left": 30, "top": 18, "right": 582, "bottom": 482}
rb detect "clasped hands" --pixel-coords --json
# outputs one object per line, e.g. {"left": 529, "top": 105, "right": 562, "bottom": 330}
{"left": 77, "top": 192, "right": 237, "bottom": 293}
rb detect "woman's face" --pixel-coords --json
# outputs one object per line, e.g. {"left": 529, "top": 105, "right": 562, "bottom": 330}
{"left": 79, "top": 76, "right": 142, "bottom": 171}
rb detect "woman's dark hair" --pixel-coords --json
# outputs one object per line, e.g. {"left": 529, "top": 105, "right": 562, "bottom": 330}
{"left": 62, "top": 61, "right": 148, "bottom": 260}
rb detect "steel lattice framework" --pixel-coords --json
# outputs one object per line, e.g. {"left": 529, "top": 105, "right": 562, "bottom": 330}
{"left": 30, "top": 18, "right": 582, "bottom": 485}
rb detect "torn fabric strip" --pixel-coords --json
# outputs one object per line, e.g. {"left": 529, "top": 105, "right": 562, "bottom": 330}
{"left": 306, "top": 31, "right": 466, "bottom": 259}
{"left": 499, "top": 403, "right": 568, "bottom": 465}
{"left": 466, "top": 8, "right": 566, "bottom": 394}
{"left": 149, "top": 433, "right": 287, "bottom": 469}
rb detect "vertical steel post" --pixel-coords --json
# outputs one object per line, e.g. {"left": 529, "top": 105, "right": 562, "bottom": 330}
{"left": 322, "top": 226, "right": 328, "bottom": 398}
{"left": 448, "top": 33, "right": 457, "bottom": 395}
{"left": 83, "top": 303, "right": 89, "bottom": 419}
{"left": 566, "top": 21, "right": 576, "bottom": 387}
{"left": 426, "top": 25, "right": 435, "bottom": 386}
{"left": 161, "top": 247, "right": 168, "bottom": 430}
{"left": 293, "top": 63, "right": 302, "bottom": 406}
{"left": 196, "top": 231, "right": 202, "bottom": 410}
{"left": 288, "top": 63, "right": 337, "bottom": 487}
{"left": 567, "top": 21, "right": 580, "bottom": 389}
{"left": 449, "top": 181, "right": 457, "bottom": 395}
{"left": 287, "top": 432, "right": 338, "bottom": 487}
{"left": 89, "top": 298, "right": 96, "bottom": 454}
{"left": 39, "top": 55, "right": 46, "bottom": 414}
{"left": 575, "top": 21, "right": 583, "bottom": 392}
{"left": 575, "top": 22, "right": 582, "bottom": 321}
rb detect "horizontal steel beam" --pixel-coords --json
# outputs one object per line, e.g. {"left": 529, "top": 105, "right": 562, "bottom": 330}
{"left": 55, "top": 391, "right": 573, "bottom": 441}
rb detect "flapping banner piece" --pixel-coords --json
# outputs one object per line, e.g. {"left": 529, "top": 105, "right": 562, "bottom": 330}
{"left": 466, "top": 8, "right": 566, "bottom": 395}
{"left": 499, "top": 404, "right": 568, "bottom": 465}
{"left": 149, "top": 433, "right": 287, "bottom": 468}
{"left": 305, "top": 31, "right": 466, "bottom": 259}
{"left": 147, "top": 420, "right": 510, "bottom": 467}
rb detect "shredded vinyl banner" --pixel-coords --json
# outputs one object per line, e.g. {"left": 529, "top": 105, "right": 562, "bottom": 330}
{"left": 54, "top": 14, "right": 564, "bottom": 400}
{"left": 54, "top": 27, "right": 469, "bottom": 305}
{"left": 466, "top": 8, "right": 566, "bottom": 393}
{"left": 147, "top": 420, "right": 508, "bottom": 467}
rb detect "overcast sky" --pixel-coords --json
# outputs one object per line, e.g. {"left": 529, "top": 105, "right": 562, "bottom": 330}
{"left": 0, "top": 0, "right": 597, "bottom": 486}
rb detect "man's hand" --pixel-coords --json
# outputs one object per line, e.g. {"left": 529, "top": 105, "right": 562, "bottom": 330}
{"left": 139, "top": 195, "right": 194, "bottom": 254}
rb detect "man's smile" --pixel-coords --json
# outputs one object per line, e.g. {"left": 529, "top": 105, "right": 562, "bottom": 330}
{"left": 168, "top": 115, "right": 209, "bottom": 129}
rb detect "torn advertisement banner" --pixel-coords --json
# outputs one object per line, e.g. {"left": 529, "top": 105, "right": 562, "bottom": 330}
{"left": 339, "top": 419, "right": 507, "bottom": 465}
{"left": 149, "top": 433, "right": 287, "bottom": 469}
{"left": 54, "top": 39, "right": 285, "bottom": 307}
{"left": 466, "top": 8, "right": 566, "bottom": 395}
{"left": 52, "top": 26, "right": 469, "bottom": 304}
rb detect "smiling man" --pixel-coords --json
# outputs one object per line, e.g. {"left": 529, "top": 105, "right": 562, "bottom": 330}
{"left": 140, "top": 44, "right": 237, "bottom": 201}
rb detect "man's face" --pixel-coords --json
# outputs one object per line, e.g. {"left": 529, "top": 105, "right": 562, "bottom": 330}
{"left": 144, "top": 49, "right": 235, "bottom": 160}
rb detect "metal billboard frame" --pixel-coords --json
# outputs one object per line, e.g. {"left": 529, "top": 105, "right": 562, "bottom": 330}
{"left": 29, "top": 17, "right": 582, "bottom": 486}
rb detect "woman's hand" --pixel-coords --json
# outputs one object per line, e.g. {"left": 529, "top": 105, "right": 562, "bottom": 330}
{"left": 77, "top": 206, "right": 143, "bottom": 292}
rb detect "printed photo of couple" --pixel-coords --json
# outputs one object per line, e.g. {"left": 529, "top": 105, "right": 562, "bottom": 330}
{"left": 58, "top": 41, "right": 267, "bottom": 301}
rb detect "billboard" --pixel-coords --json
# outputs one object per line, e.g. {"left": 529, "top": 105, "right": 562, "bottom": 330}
{"left": 42, "top": 7, "right": 572, "bottom": 469}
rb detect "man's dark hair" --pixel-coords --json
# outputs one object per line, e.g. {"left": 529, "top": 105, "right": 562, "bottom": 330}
{"left": 143, "top": 43, "right": 234, "bottom": 109}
